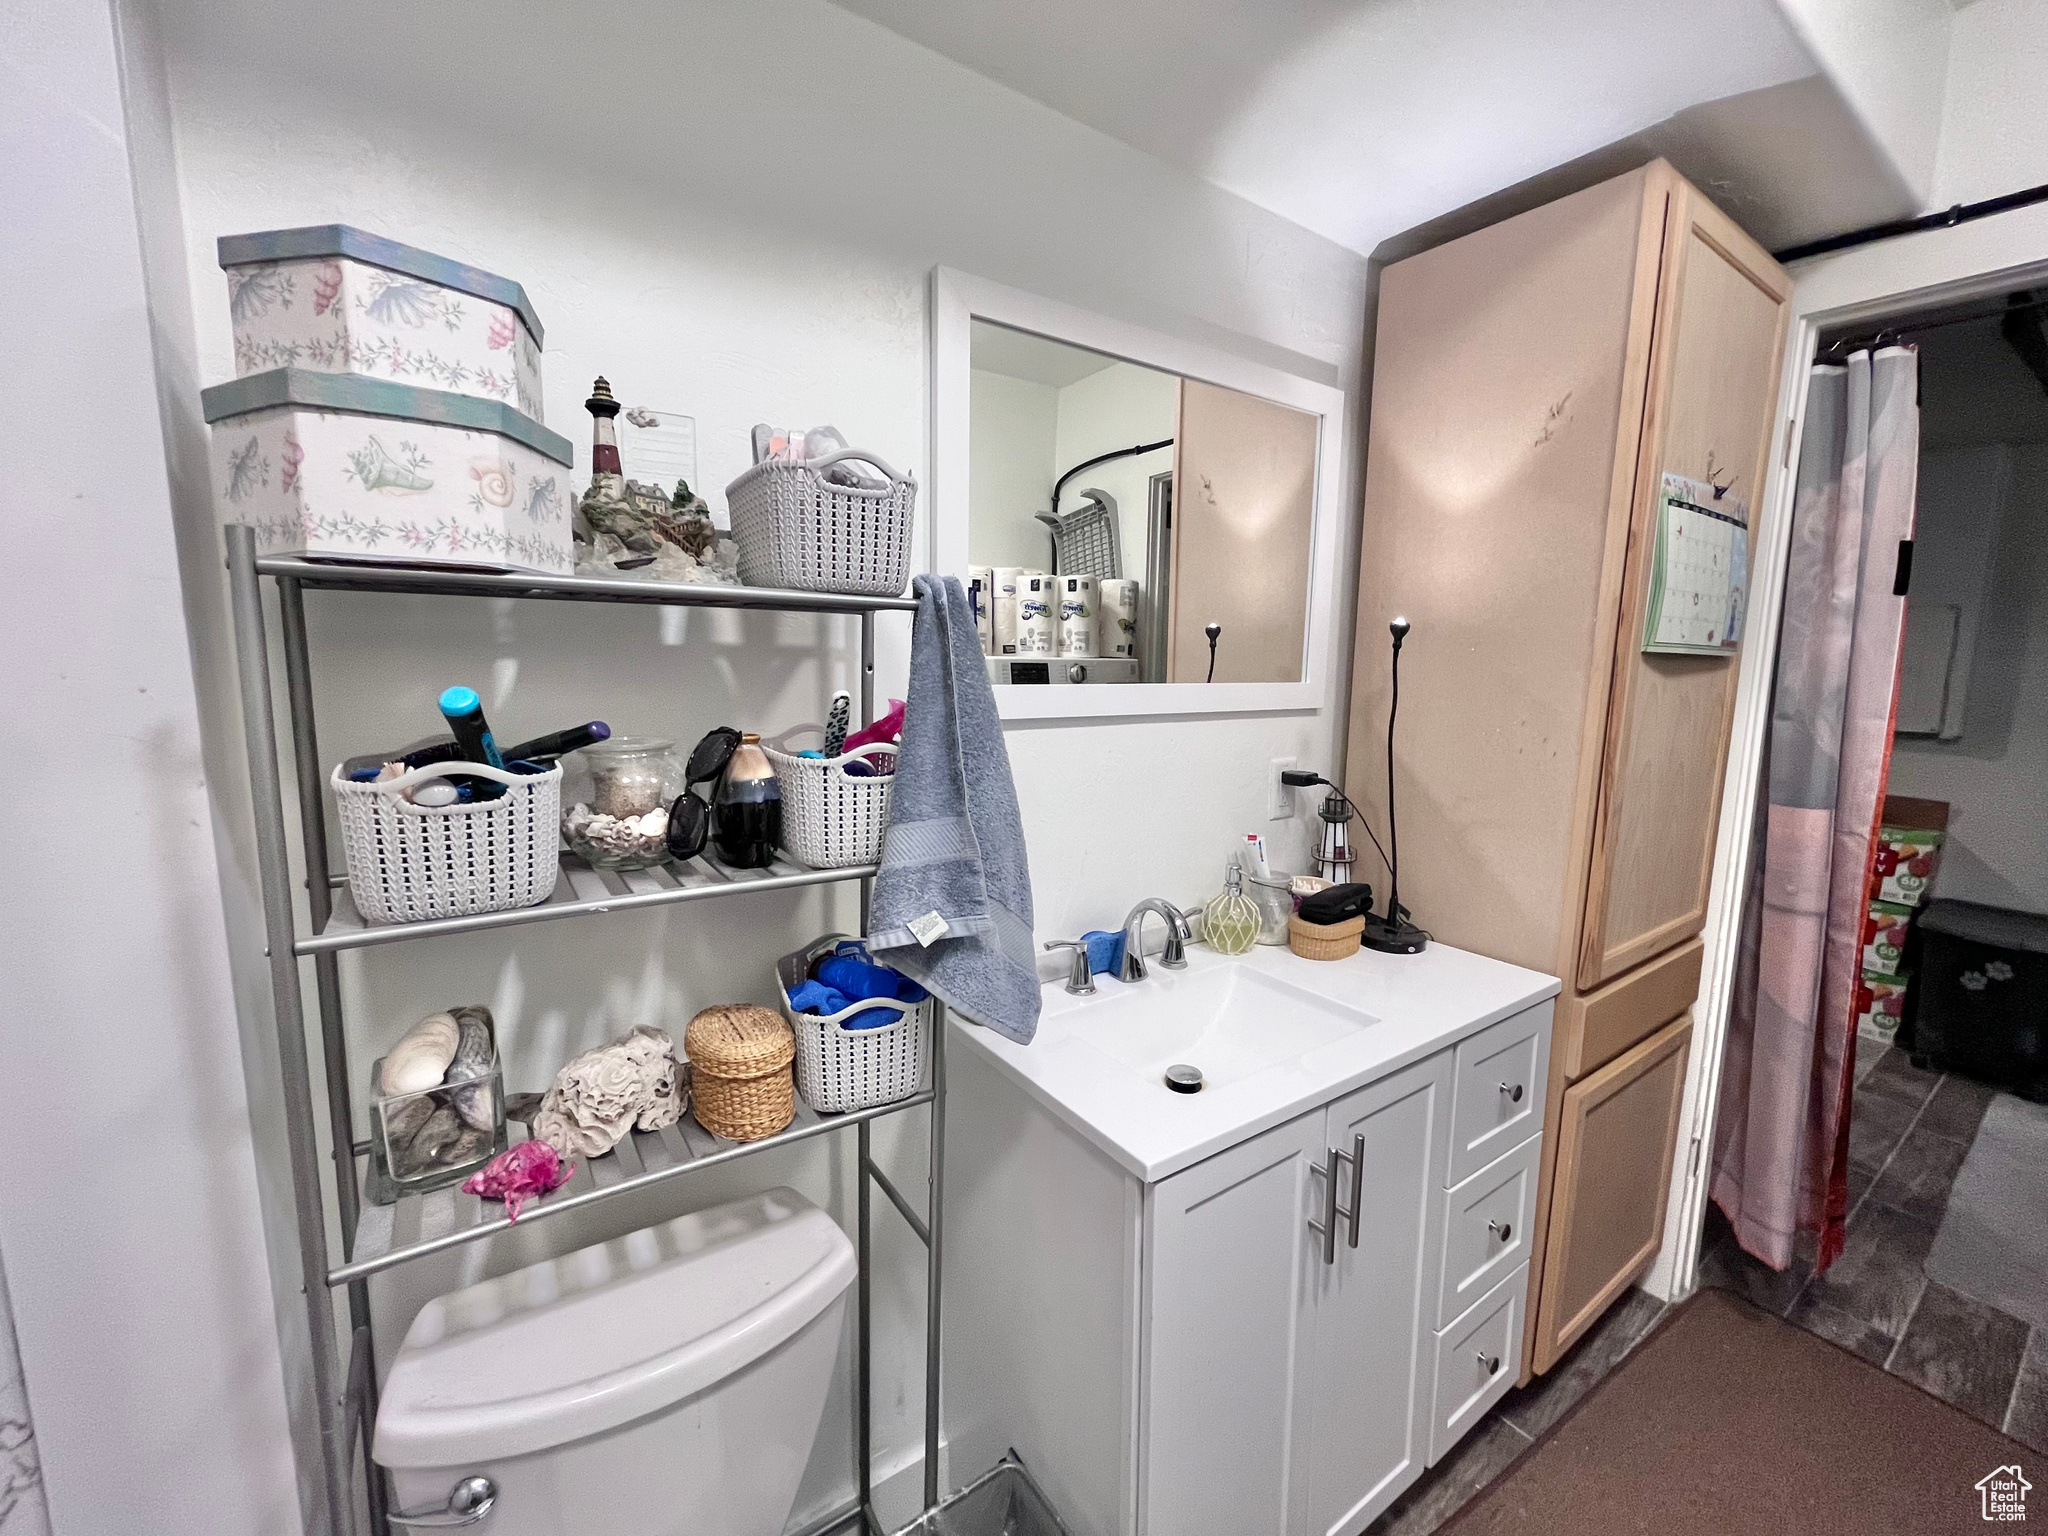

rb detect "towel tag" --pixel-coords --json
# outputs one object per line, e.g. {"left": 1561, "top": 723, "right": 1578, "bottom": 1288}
{"left": 908, "top": 910, "right": 951, "bottom": 948}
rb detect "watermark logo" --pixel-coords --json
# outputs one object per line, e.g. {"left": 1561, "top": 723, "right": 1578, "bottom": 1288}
{"left": 1979, "top": 1465, "right": 2030, "bottom": 1522}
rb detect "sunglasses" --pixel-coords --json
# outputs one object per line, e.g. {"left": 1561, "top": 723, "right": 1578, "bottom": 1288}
{"left": 664, "top": 726, "right": 743, "bottom": 862}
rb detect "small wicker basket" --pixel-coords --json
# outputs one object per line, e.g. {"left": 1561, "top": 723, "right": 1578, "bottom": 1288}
{"left": 684, "top": 1004, "right": 796, "bottom": 1141}
{"left": 1288, "top": 912, "right": 1365, "bottom": 962}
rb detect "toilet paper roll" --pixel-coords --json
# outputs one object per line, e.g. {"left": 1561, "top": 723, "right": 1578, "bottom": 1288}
{"left": 1016, "top": 575, "right": 1055, "bottom": 657}
{"left": 1099, "top": 579, "right": 1139, "bottom": 658}
{"left": 968, "top": 566, "right": 993, "bottom": 655}
{"left": 993, "top": 566, "right": 1024, "bottom": 654}
{"left": 1058, "top": 574, "right": 1098, "bottom": 658}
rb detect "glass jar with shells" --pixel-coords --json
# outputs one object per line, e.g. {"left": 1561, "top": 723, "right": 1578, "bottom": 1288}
{"left": 561, "top": 736, "right": 685, "bottom": 870}
{"left": 368, "top": 1005, "right": 507, "bottom": 1202}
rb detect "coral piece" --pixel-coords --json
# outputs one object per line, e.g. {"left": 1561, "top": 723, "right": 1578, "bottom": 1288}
{"left": 533, "top": 1025, "right": 689, "bottom": 1159}
{"left": 462, "top": 1139, "right": 574, "bottom": 1221}
{"left": 379, "top": 1011, "right": 459, "bottom": 1095}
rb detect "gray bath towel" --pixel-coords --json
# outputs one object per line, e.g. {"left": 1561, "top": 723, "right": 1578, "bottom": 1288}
{"left": 868, "top": 575, "right": 1040, "bottom": 1044}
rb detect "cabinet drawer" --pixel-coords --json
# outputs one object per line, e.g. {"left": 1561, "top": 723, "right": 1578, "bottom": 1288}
{"left": 1427, "top": 1264, "right": 1527, "bottom": 1466}
{"left": 1446, "top": 1003, "right": 1551, "bottom": 1186}
{"left": 1559, "top": 936, "right": 1702, "bottom": 1080}
{"left": 1436, "top": 1135, "right": 1539, "bottom": 1329}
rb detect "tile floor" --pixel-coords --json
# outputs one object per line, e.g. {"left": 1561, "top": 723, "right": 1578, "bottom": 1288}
{"left": 1697, "top": 1035, "right": 2048, "bottom": 1451}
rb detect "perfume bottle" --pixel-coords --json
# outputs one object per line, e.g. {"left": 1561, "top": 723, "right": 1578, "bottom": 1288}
{"left": 1202, "top": 863, "right": 1261, "bottom": 956}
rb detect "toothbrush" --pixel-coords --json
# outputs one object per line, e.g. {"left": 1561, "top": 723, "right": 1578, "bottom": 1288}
{"left": 823, "top": 690, "right": 852, "bottom": 757}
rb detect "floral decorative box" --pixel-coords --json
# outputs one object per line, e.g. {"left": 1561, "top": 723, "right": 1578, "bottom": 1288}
{"left": 202, "top": 369, "right": 574, "bottom": 574}
{"left": 218, "top": 225, "right": 545, "bottom": 421}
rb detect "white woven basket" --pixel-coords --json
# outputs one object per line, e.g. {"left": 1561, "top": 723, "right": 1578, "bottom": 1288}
{"left": 330, "top": 762, "right": 560, "bottom": 925}
{"left": 725, "top": 449, "right": 915, "bottom": 597}
{"left": 778, "top": 936, "right": 927, "bottom": 1115}
{"left": 763, "top": 741, "right": 896, "bottom": 869}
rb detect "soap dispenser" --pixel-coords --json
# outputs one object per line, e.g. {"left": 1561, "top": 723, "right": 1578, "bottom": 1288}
{"left": 1202, "top": 862, "right": 1261, "bottom": 955}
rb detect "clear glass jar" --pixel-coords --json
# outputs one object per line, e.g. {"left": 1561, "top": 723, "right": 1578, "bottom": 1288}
{"left": 561, "top": 736, "right": 683, "bottom": 869}
{"left": 1248, "top": 874, "right": 1294, "bottom": 946}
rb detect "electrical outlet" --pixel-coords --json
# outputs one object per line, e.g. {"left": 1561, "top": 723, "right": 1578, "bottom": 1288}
{"left": 1270, "top": 757, "right": 1298, "bottom": 820}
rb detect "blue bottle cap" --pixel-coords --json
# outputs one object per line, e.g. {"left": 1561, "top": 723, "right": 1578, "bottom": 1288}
{"left": 439, "top": 686, "right": 481, "bottom": 715}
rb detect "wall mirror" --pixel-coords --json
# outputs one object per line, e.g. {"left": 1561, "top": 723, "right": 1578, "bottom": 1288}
{"left": 933, "top": 269, "right": 1346, "bottom": 719}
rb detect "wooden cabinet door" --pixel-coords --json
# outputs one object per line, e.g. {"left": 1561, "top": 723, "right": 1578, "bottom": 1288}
{"left": 1577, "top": 180, "right": 1792, "bottom": 989}
{"left": 1297, "top": 1055, "right": 1450, "bottom": 1536}
{"left": 1530, "top": 1014, "right": 1693, "bottom": 1372}
{"left": 1142, "top": 1110, "right": 1325, "bottom": 1536}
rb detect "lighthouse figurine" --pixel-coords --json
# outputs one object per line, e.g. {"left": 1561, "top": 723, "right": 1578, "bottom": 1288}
{"left": 586, "top": 376, "right": 623, "bottom": 477}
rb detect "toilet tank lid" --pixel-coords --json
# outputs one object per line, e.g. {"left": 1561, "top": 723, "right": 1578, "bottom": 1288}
{"left": 374, "top": 1187, "right": 856, "bottom": 1469}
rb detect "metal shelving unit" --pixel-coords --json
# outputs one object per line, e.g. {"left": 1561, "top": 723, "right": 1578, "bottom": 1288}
{"left": 226, "top": 526, "right": 942, "bottom": 1536}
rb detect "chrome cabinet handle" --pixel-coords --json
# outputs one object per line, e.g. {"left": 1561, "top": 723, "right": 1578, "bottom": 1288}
{"left": 389, "top": 1476, "right": 496, "bottom": 1529}
{"left": 1499, "top": 1082, "right": 1524, "bottom": 1104}
{"left": 1307, "top": 1145, "right": 1341, "bottom": 1265}
{"left": 1477, "top": 1351, "right": 1502, "bottom": 1377}
{"left": 1488, "top": 1219, "right": 1512, "bottom": 1243}
{"left": 1343, "top": 1133, "right": 1364, "bottom": 1249}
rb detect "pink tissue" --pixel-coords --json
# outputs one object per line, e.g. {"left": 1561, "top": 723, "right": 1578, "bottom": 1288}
{"left": 842, "top": 698, "right": 904, "bottom": 753}
{"left": 462, "top": 1139, "right": 574, "bottom": 1221}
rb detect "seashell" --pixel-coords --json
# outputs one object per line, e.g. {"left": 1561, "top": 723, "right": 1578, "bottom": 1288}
{"left": 381, "top": 1092, "right": 434, "bottom": 1146}
{"left": 396, "top": 1105, "right": 464, "bottom": 1179}
{"left": 443, "top": 1005, "right": 498, "bottom": 1132}
{"left": 378, "top": 1012, "right": 459, "bottom": 1096}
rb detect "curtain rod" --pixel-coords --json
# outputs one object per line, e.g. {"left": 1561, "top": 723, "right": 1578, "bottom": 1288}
{"left": 1820, "top": 291, "right": 2048, "bottom": 355}
{"left": 1774, "top": 181, "right": 2048, "bottom": 264}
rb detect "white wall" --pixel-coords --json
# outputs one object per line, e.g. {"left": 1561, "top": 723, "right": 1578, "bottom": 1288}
{"left": 1890, "top": 443, "right": 2048, "bottom": 914}
{"left": 104, "top": 0, "right": 1370, "bottom": 1527}
{"left": 1052, "top": 363, "right": 1179, "bottom": 588}
{"left": 0, "top": 1, "right": 300, "bottom": 1532}
{"left": 968, "top": 368, "right": 1059, "bottom": 570}
{"left": 1773, "top": 0, "right": 1952, "bottom": 202}
{"left": 1933, "top": 0, "right": 2048, "bottom": 208}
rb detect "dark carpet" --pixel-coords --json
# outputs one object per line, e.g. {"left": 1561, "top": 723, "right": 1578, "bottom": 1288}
{"left": 1441, "top": 1288, "right": 2031, "bottom": 1534}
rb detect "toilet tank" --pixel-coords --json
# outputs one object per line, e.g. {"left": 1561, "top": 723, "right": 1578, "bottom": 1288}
{"left": 375, "top": 1187, "right": 856, "bottom": 1536}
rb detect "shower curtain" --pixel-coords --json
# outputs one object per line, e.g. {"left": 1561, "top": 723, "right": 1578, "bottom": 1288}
{"left": 1711, "top": 346, "right": 1919, "bottom": 1273}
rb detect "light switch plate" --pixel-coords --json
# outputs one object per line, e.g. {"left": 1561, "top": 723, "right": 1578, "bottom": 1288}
{"left": 1270, "top": 757, "right": 1297, "bottom": 820}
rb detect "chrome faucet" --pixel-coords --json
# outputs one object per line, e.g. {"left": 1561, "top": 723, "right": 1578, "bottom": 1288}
{"left": 1043, "top": 938, "right": 1096, "bottom": 996}
{"left": 1121, "top": 898, "right": 1191, "bottom": 983}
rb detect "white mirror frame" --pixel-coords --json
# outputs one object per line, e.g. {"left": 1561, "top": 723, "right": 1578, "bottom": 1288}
{"left": 931, "top": 267, "right": 1347, "bottom": 720}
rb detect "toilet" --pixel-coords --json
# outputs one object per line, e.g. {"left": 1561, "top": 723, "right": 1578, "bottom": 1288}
{"left": 374, "top": 1187, "right": 856, "bottom": 1535}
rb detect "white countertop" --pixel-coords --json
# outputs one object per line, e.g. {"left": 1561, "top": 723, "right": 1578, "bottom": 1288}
{"left": 949, "top": 939, "right": 1560, "bottom": 1183}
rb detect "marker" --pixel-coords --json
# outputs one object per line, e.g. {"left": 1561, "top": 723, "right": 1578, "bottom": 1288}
{"left": 501, "top": 721, "right": 611, "bottom": 763}
{"left": 438, "top": 686, "right": 505, "bottom": 799}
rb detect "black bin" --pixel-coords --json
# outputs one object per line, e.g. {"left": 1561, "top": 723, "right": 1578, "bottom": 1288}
{"left": 1908, "top": 898, "right": 2048, "bottom": 1099}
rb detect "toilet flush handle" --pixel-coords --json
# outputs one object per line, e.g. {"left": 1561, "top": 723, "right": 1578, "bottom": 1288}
{"left": 389, "top": 1476, "right": 497, "bottom": 1528}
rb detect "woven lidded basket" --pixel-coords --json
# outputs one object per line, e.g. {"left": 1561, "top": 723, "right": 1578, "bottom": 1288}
{"left": 1288, "top": 912, "right": 1365, "bottom": 962}
{"left": 685, "top": 1004, "right": 796, "bottom": 1141}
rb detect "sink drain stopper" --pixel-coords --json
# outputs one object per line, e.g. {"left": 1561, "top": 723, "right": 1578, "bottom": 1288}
{"left": 1164, "top": 1064, "right": 1204, "bottom": 1094}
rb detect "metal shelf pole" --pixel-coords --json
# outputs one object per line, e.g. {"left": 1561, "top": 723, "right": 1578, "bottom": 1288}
{"left": 226, "top": 526, "right": 353, "bottom": 1536}
{"left": 924, "top": 1005, "right": 946, "bottom": 1512}
{"left": 277, "top": 577, "right": 388, "bottom": 1536}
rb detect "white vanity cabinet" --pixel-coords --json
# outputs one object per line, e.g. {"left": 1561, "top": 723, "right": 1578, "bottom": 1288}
{"left": 943, "top": 991, "right": 1554, "bottom": 1536}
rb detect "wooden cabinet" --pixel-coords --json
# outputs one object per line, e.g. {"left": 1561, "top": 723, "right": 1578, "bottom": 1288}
{"left": 945, "top": 1005, "right": 1552, "bottom": 1536}
{"left": 1344, "top": 160, "right": 1789, "bottom": 1378}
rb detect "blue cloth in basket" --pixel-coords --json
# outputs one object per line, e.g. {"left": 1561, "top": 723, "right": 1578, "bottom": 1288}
{"left": 789, "top": 941, "right": 927, "bottom": 1028}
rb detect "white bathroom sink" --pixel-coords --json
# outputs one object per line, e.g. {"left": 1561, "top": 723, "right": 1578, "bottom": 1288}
{"left": 950, "top": 941, "right": 1560, "bottom": 1183}
{"left": 1062, "top": 963, "right": 1373, "bottom": 1090}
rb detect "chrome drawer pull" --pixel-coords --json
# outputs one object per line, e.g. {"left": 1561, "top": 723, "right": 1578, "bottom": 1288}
{"left": 1488, "top": 1219, "right": 1512, "bottom": 1243}
{"left": 1343, "top": 1133, "right": 1364, "bottom": 1249}
{"left": 1477, "top": 1351, "right": 1502, "bottom": 1377}
{"left": 1306, "top": 1145, "right": 1342, "bottom": 1265}
{"left": 390, "top": 1476, "right": 496, "bottom": 1529}
{"left": 1499, "top": 1082, "right": 1524, "bottom": 1104}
